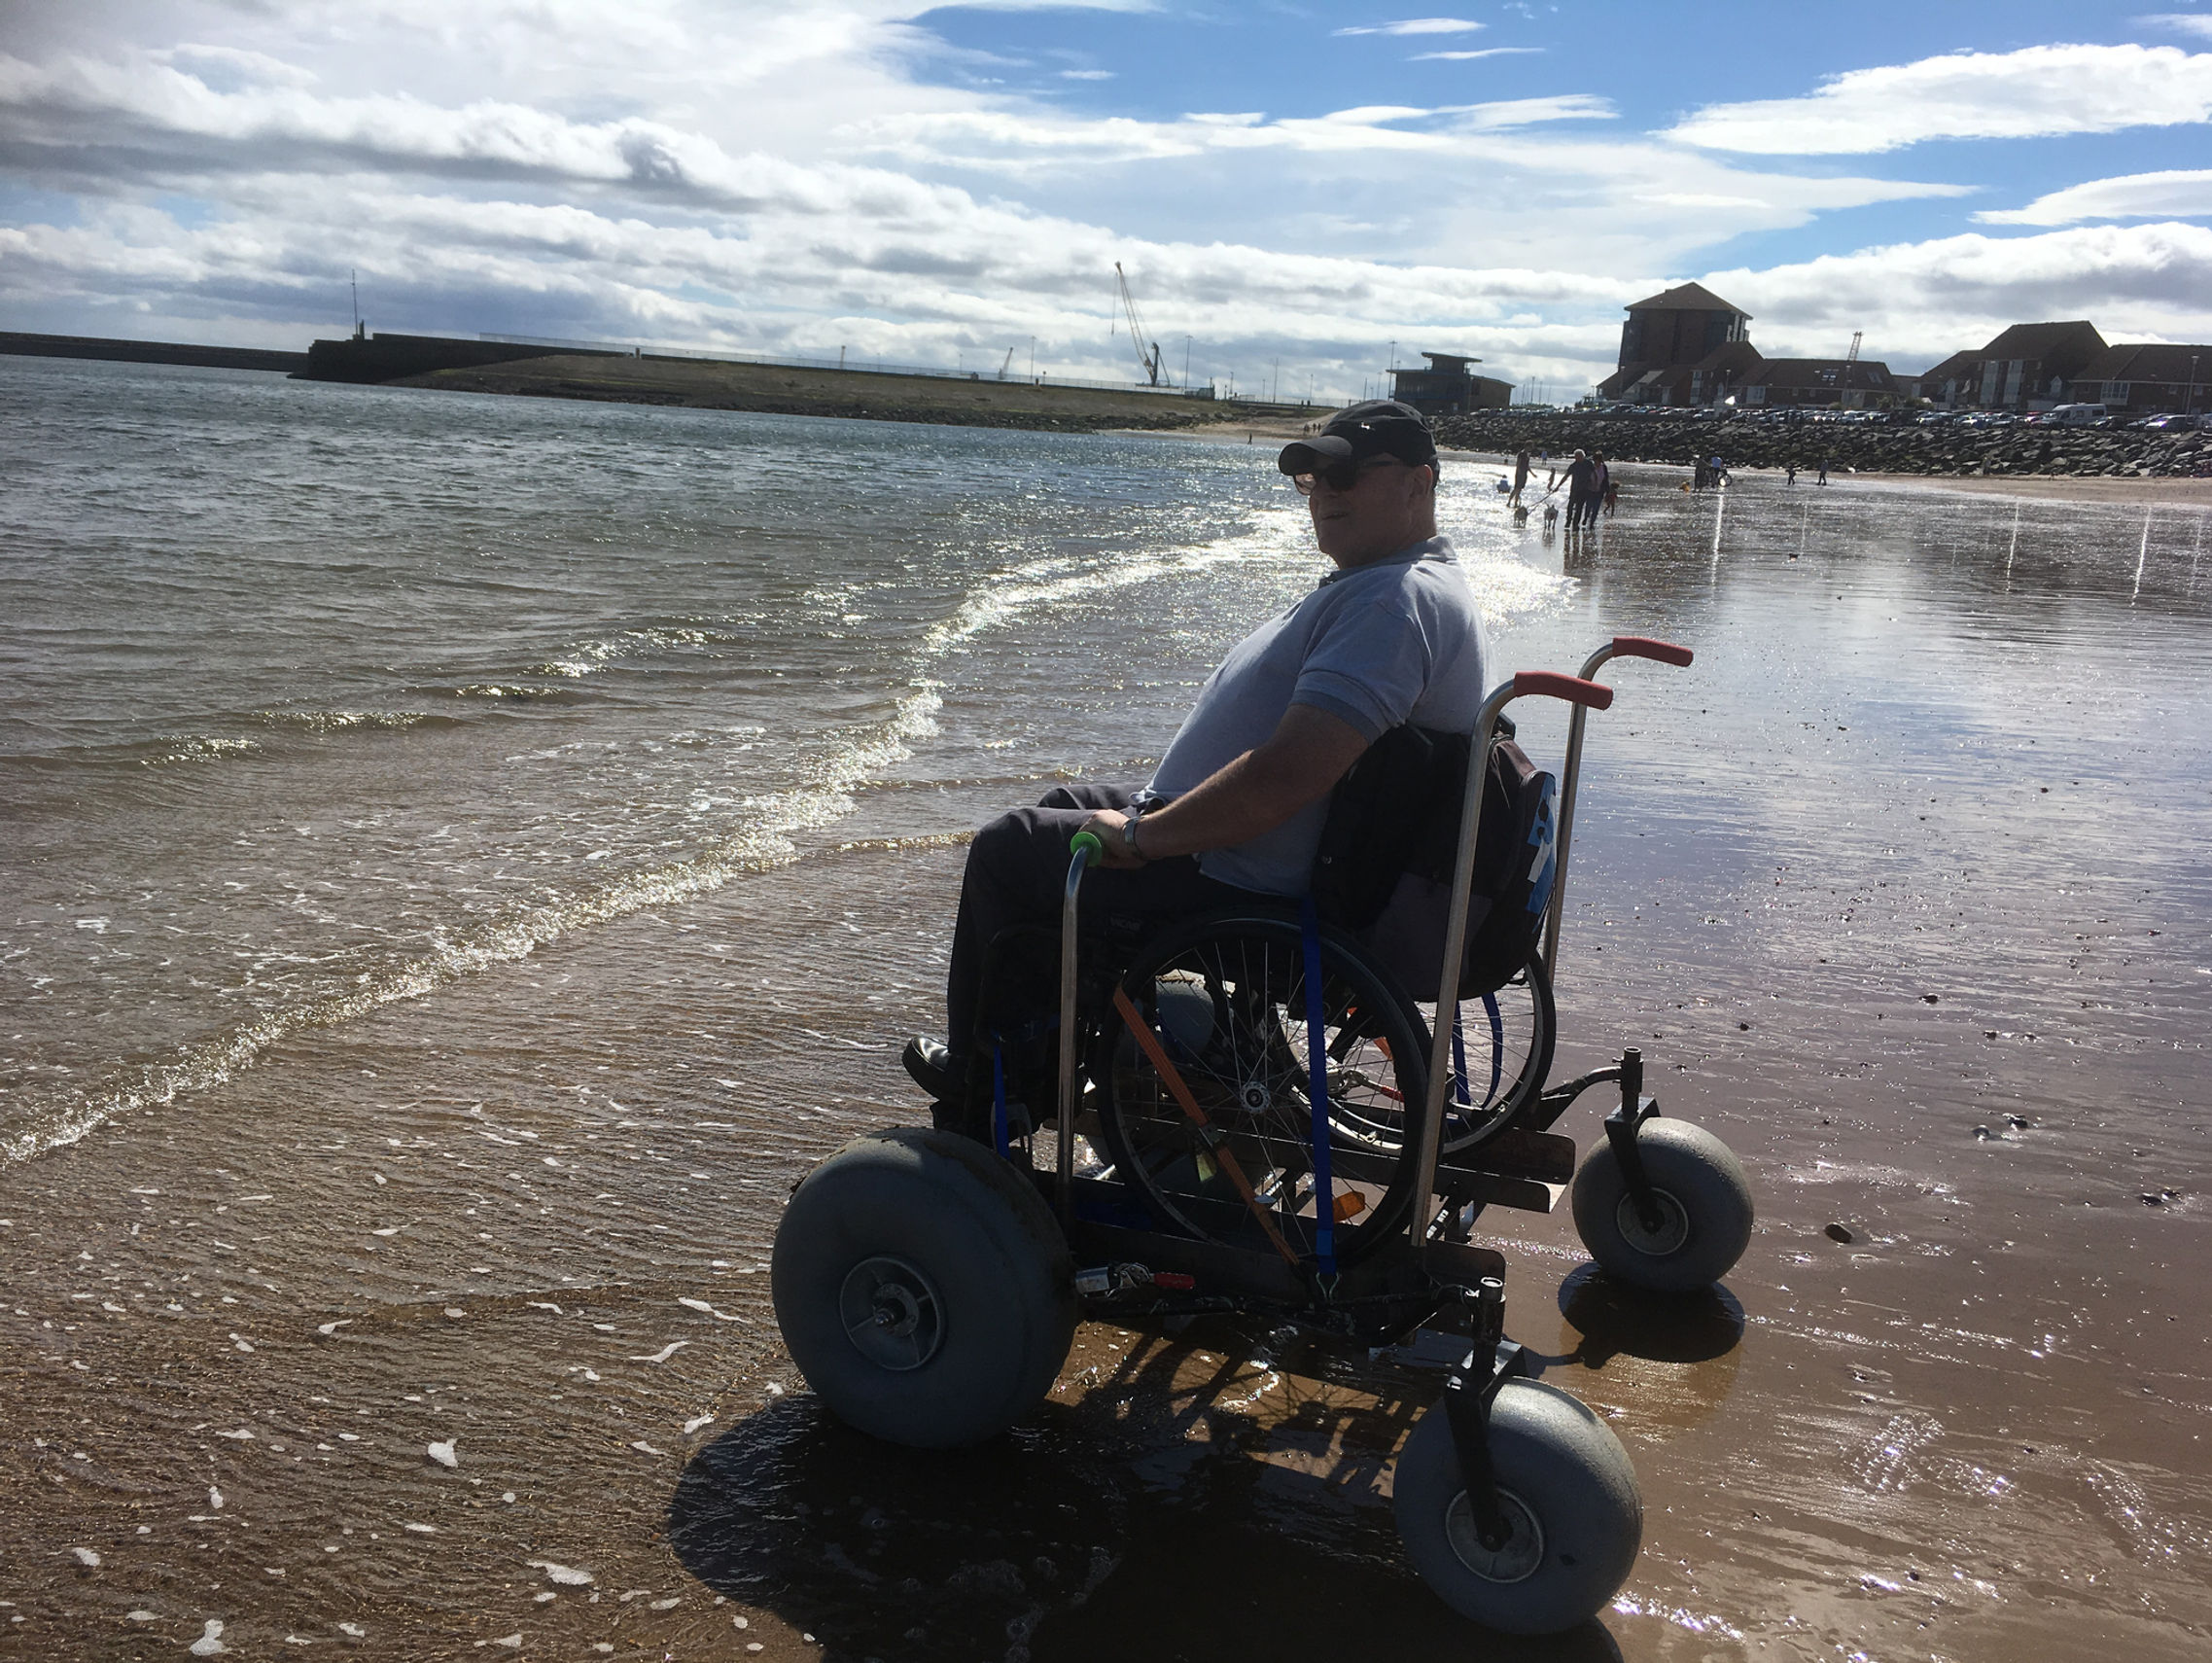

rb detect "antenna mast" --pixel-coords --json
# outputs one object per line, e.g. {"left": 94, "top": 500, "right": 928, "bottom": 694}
{"left": 350, "top": 268, "right": 363, "bottom": 340}
{"left": 1114, "top": 263, "right": 1165, "bottom": 386}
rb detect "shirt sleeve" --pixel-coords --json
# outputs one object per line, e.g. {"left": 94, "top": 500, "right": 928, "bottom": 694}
{"left": 1287, "top": 597, "right": 1430, "bottom": 741}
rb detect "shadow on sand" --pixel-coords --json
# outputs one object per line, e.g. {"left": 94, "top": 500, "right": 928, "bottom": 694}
{"left": 667, "top": 1317, "right": 1639, "bottom": 1663}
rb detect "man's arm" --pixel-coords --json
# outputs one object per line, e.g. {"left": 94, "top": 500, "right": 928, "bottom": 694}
{"left": 1082, "top": 703, "right": 1370, "bottom": 870}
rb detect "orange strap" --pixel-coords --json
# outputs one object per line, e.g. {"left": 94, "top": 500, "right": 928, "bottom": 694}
{"left": 1112, "top": 985, "right": 1302, "bottom": 1268}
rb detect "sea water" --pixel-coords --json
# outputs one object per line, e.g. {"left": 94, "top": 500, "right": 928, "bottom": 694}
{"left": 0, "top": 356, "right": 1568, "bottom": 1164}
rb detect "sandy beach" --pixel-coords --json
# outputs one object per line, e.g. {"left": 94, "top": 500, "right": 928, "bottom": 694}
{"left": 5, "top": 360, "right": 2210, "bottom": 1661}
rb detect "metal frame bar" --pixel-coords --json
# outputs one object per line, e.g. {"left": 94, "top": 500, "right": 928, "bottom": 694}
{"left": 1409, "top": 672, "right": 1615, "bottom": 1250}
{"left": 1057, "top": 837, "right": 1098, "bottom": 1230}
{"left": 1542, "top": 636, "right": 1695, "bottom": 973}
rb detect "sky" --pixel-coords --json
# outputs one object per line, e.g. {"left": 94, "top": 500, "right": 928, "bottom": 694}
{"left": 4, "top": 0, "right": 2212, "bottom": 402}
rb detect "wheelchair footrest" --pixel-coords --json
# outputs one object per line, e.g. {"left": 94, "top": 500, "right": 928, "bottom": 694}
{"left": 1436, "top": 1128, "right": 1576, "bottom": 1215}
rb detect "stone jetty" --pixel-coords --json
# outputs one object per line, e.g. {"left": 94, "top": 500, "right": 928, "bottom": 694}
{"left": 1431, "top": 411, "right": 2209, "bottom": 479}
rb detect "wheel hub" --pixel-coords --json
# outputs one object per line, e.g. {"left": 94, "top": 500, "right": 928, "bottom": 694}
{"left": 1614, "top": 1186, "right": 1691, "bottom": 1256}
{"left": 1443, "top": 1486, "right": 1545, "bottom": 1583}
{"left": 1237, "top": 1079, "right": 1271, "bottom": 1115}
{"left": 838, "top": 1256, "right": 943, "bottom": 1372}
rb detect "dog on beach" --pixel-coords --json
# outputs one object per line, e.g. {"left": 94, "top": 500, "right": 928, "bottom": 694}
{"left": 1542, "top": 502, "right": 1559, "bottom": 528}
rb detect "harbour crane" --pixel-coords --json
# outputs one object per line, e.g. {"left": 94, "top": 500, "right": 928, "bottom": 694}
{"left": 1114, "top": 263, "right": 1165, "bottom": 386}
{"left": 1000, "top": 346, "right": 1016, "bottom": 380}
{"left": 1845, "top": 331, "right": 1863, "bottom": 366}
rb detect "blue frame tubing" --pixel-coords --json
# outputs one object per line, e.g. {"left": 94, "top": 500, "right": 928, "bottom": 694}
{"left": 1299, "top": 898, "right": 1337, "bottom": 1279}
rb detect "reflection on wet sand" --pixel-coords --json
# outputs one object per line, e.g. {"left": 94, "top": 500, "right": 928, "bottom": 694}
{"left": 1548, "top": 1268, "right": 1746, "bottom": 1444}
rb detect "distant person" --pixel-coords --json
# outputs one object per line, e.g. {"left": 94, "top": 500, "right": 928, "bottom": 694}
{"left": 1585, "top": 454, "right": 1610, "bottom": 529}
{"left": 1786, "top": 461, "right": 1798, "bottom": 485}
{"left": 1563, "top": 448, "right": 1598, "bottom": 529}
{"left": 1817, "top": 455, "right": 1830, "bottom": 486}
{"left": 1511, "top": 446, "right": 1531, "bottom": 506}
{"left": 1603, "top": 475, "right": 1620, "bottom": 517}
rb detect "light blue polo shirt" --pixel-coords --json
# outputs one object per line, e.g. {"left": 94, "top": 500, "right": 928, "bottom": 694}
{"left": 1146, "top": 535, "right": 1489, "bottom": 896}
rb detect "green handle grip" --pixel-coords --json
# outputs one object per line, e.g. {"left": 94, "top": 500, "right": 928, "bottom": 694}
{"left": 1070, "top": 831, "right": 1104, "bottom": 867}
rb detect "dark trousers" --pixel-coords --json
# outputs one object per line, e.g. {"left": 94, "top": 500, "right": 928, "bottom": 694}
{"left": 945, "top": 784, "right": 1248, "bottom": 1064}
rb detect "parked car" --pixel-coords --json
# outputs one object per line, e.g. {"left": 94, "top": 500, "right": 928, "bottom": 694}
{"left": 2044, "top": 404, "right": 2108, "bottom": 427}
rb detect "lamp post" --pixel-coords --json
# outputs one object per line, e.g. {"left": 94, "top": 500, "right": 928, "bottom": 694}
{"left": 2189, "top": 354, "right": 2199, "bottom": 418}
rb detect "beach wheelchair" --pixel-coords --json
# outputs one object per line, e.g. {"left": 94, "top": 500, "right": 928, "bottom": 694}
{"left": 769, "top": 636, "right": 1752, "bottom": 1635}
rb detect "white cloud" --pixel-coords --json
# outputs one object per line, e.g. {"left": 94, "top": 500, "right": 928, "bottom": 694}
{"left": 1979, "top": 168, "right": 2212, "bottom": 225}
{"left": 1671, "top": 43, "right": 2212, "bottom": 154}
{"left": 1059, "top": 69, "right": 1115, "bottom": 80}
{"left": 2140, "top": 13, "right": 2212, "bottom": 42}
{"left": 1410, "top": 49, "right": 1543, "bottom": 62}
{"left": 2, "top": 3, "right": 2209, "bottom": 401}
{"left": 1700, "top": 222, "right": 2212, "bottom": 365}
{"left": 1334, "top": 18, "right": 1484, "bottom": 37}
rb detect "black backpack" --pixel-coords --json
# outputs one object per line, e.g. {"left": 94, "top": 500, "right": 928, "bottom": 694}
{"left": 1311, "top": 720, "right": 1559, "bottom": 1001}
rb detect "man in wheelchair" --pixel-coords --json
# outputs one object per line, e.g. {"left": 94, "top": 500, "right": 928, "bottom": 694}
{"left": 903, "top": 399, "right": 1491, "bottom": 1130}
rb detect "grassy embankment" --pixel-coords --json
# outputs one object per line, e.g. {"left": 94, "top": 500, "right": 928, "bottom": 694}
{"left": 400, "top": 352, "right": 1312, "bottom": 434}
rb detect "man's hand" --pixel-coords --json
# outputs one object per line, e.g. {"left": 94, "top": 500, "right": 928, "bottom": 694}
{"left": 1079, "top": 808, "right": 1145, "bottom": 869}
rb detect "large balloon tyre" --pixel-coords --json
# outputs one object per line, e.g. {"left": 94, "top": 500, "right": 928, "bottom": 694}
{"left": 1570, "top": 1118, "right": 1753, "bottom": 1294}
{"left": 770, "top": 1127, "right": 1075, "bottom": 1449}
{"left": 1392, "top": 1380, "right": 1642, "bottom": 1635}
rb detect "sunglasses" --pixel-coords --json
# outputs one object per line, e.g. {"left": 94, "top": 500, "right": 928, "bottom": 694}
{"left": 1291, "top": 455, "right": 1413, "bottom": 495}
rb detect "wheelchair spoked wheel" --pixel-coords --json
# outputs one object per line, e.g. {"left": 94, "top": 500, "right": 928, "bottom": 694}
{"left": 1435, "top": 952, "right": 1557, "bottom": 1156}
{"left": 1093, "top": 911, "right": 1429, "bottom": 1268}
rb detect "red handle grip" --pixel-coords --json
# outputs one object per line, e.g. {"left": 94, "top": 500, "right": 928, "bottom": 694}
{"left": 1612, "top": 635, "right": 1694, "bottom": 667}
{"left": 1511, "top": 671, "right": 1614, "bottom": 711}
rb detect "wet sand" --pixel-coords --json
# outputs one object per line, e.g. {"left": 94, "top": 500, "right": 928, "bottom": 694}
{"left": 1849, "top": 471, "right": 2212, "bottom": 507}
{"left": 6, "top": 457, "right": 2211, "bottom": 1660}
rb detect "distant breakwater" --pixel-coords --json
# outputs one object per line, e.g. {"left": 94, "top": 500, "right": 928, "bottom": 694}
{"left": 376, "top": 348, "right": 1293, "bottom": 436}
{"left": 1, "top": 330, "right": 306, "bottom": 374}
{"left": 1432, "top": 411, "right": 2212, "bottom": 479}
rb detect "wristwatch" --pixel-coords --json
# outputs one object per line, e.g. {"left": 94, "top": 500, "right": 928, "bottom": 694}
{"left": 1122, "top": 811, "right": 1146, "bottom": 862}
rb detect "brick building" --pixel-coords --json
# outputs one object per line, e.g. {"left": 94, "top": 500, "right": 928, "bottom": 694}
{"left": 2069, "top": 342, "right": 2212, "bottom": 414}
{"left": 1598, "top": 282, "right": 1754, "bottom": 403}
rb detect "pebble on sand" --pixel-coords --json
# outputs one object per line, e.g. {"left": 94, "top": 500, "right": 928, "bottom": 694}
{"left": 1823, "top": 1223, "right": 1855, "bottom": 1244}
{"left": 427, "top": 1440, "right": 459, "bottom": 1468}
{"left": 188, "top": 1618, "right": 228, "bottom": 1655}
{"left": 72, "top": 1546, "right": 101, "bottom": 1567}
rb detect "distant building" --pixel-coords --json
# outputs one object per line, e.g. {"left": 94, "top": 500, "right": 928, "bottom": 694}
{"left": 2069, "top": 342, "right": 2212, "bottom": 414}
{"left": 1739, "top": 358, "right": 1899, "bottom": 409}
{"left": 1976, "top": 321, "right": 2107, "bottom": 407}
{"left": 1389, "top": 352, "right": 1513, "bottom": 417}
{"left": 1909, "top": 349, "right": 1984, "bottom": 408}
{"left": 1599, "top": 282, "right": 1753, "bottom": 403}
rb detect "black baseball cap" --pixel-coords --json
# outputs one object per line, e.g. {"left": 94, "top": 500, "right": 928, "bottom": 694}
{"left": 1278, "top": 399, "right": 1438, "bottom": 476}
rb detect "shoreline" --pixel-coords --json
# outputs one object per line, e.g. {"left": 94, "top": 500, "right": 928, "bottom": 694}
{"left": 1449, "top": 448, "right": 2212, "bottom": 509}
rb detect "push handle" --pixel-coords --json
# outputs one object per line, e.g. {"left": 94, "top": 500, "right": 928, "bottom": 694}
{"left": 1070, "top": 831, "right": 1104, "bottom": 867}
{"left": 1510, "top": 671, "right": 1614, "bottom": 711}
{"left": 1610, "top": 636, "right": 1694, "bottom": 667}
